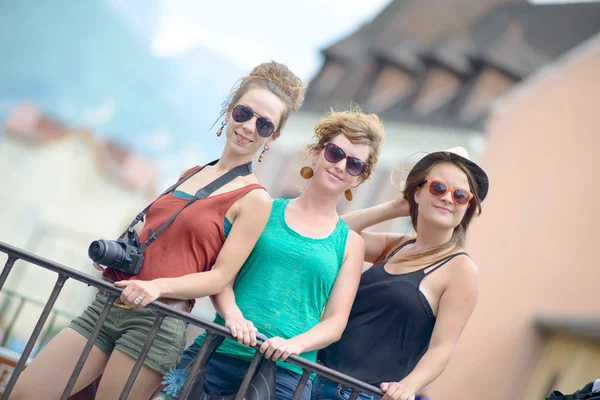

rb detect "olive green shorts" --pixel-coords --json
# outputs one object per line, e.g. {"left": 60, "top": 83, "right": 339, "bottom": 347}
{"left": 69, "top": 291, "right": 187, "bottom": 375}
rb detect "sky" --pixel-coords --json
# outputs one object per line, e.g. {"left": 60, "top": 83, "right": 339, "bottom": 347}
{"left": 151, "top": 0, "right": 394, "bottom": 81}
{"left": 150, "top": 0, "right": 598, "bottom": 82}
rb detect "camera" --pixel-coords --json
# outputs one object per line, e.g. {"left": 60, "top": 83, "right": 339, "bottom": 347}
{"left": 88, "top": 230, "right": 145, "bottom": 275}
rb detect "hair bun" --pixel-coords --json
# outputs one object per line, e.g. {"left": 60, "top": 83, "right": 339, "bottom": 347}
{"left": 244, "top": 61, "right": 306, "bottom": 112}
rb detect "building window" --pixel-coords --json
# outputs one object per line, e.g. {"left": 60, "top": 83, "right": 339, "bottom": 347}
{"left": 413, "top": 67, "right": 462, "bottom": 116}
{"left": 313, "top": 61, "right": 345, "bottom": 99}
{"left": 367, "top": 64, "right": 415, "bottom": 113}
{"left": 462, "top": 67, "right": 515, "bottom": 120}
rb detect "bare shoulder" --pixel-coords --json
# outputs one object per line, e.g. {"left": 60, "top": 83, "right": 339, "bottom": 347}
{"left": 238, "top": 188, "right": 273, "bottom": 219}
{"left": 345, "top": 230, "right": 366, "bottom": 259}
{"left": 179, "top": 165, "right": 201, "bottom": 179}
{"left": 447, "top": 254, "right": 479, "bottom": 288}
{"left": 242, "top": 186, "right": 272, "bottom": 206}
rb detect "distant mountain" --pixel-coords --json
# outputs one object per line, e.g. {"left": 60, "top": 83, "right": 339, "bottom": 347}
{"left": 0, "top": 0, "right": 245, "bottom": 163}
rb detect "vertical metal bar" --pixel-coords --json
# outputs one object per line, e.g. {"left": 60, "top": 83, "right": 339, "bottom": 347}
{"left": 348, "top": 389, "right": 360, "bottom": 400}
{"left": 37, "top": 311, "right": 58, "bottom": 354}
{"left": 59, "top": 293, "right": 116, "bottom": 400}
{"left": 1, "top": 274, "right": 68, "bottom": 399}
{"left": 179, "top": 331, "right": 217, "bottom": 399}
{"left": 291, "top": 370, "right": 311, "bottom": 400}
{"left": 0, "top": 256, "right": 17, "bottom": 292}
{"left": 119, "top": 313, "right": 164, "bottom": 400}
{"left": 233, "top": 350, "right": 263, "bottom": 400}
{"left": 1, "top": 296, "right": 25, "bottom": 347}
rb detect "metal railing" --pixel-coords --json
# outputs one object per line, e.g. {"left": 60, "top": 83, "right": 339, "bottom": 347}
{"left": 0, "top": 288, "right": 77, "bottom": 354}
{"left": 0, "top": 240, "right": 386, "bottom": 400}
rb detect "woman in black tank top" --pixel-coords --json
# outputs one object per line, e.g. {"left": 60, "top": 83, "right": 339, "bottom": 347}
{"left": 314, "top": 147, "right": 489, "bottom": 400}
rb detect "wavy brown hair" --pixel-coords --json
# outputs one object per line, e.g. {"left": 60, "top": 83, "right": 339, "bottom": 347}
{"left": 221, "top": 61, "right": 306, "bottom": 139}
{"left": 390, "top": 152, "right": 485, "bottom": 266}
{"left": 306, "top": 106, "right": 386, "bottom": 182}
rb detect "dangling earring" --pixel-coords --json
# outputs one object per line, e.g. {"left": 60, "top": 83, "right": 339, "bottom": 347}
{"left": 216, "top": 121, "right": 226, "bottom": 137}
{"left": 345, "top": 189, "right": 353, "bottom": 201}
{"left": 258, "top": 144, "right": 269, "bottom": 163}
{"left": 300, "top": 165, "right": 314, "bottom": 179}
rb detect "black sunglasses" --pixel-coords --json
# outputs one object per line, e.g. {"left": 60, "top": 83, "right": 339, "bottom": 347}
{"left": 231, "top": 104, "right": 276, "bottom": 138}
{"left": 322, "top": 142, "right": 368, "bottom": 177}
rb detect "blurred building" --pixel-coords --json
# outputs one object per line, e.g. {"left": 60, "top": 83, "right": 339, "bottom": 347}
{"left": 256, "top": 0, "right": 600, "bottom": 236}
{"left": 0, "top": 103, "right": 157, "bottom": 354}
{"left": 427, "top": 32, "right": 600, "bottom": 400}
{"left": 255, "top": 1, "right": 600, "bottom": 399}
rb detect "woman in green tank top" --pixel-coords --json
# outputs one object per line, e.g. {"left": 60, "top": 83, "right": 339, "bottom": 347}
{"left": 158, "top": 107, "right": 386, "bottom": 400}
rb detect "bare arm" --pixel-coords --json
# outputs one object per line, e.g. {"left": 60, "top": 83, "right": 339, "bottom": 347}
{"left": 342, "top": 197, "right": 409, "bottom": 263}
{"left": 115, "top": 190, "right": 272, "bottom": 305}
{"left": 381, "top": 256, "right": 479, "bottom": 400}
{"left": 210, "top": 279, "right": 260, "bottom": 346}
{"left": 155, "top": 190, "right": 271, "bottom": 299}
{"left": 260, "top": 231, "right": 365, "bottom": 361}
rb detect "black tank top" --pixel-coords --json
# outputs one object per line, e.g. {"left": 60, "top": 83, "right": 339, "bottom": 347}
{"left": 320, "top": 240, "right": 468, "bottom": 386}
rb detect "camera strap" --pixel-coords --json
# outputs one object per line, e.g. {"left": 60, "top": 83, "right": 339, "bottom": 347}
{"left": 120, "top": 159, "right": 253, "bottom": 250}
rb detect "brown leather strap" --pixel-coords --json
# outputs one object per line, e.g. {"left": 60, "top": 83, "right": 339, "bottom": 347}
{"left": 373, "top": 236, "right": 410, "bottom": 265}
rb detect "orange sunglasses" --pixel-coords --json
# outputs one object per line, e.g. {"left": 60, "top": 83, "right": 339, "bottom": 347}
{"left": 422, "top": 180, "right": 474, "bottom": 205}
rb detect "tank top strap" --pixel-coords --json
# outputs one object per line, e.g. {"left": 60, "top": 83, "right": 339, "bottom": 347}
{"left": 423, "top": 251, "right": 469, "bottom": 276}
{"left": 374, "top": 238, "right": 415, "bottom": 265}
{"left": 212, "top": 184, "right": 265, "bottom": 214}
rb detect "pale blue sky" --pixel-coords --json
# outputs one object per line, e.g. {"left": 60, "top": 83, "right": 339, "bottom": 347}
{"left": 151, "top": 0, "right": 394, "bottom": 81}
{"left": 150, "top": 0, "right": 595, "bottom": 81}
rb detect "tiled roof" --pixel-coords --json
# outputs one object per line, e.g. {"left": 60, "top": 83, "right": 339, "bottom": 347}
{"left": 305, "top": 1, "right": 600, "bottom": 131}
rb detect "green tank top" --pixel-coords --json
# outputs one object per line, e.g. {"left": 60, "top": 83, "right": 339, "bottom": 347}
{"left": 194, "top": 198, "right": 349, "bottom": 375}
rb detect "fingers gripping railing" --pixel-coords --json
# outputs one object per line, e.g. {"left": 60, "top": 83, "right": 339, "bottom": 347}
{"left": 0, "top": 240, "right": 386, "bottom": 400}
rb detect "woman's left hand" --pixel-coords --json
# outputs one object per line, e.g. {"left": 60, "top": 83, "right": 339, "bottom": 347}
{"left": 259, "top": 336, "right": 304, "bottom": 361}
{"left": 114, "top": 280, "right": 161, "bottom": 308}
{"left": 380, "top": 381, "right": 416, "bottom": 400}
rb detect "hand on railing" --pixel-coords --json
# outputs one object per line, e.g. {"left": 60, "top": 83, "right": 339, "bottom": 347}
{"left": 380, "top": 381, "right": 417, "bottom": 400}
{"left": 114, "top": 279, "right": 161, "bottom": 308}
{"left": 225, "top": 314, "right": 259, "bottom": 346}
{"left": 259, "top": 336, "right": 305, "bottom": 362}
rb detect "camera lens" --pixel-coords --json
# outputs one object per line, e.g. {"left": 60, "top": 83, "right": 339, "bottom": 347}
{"left": 88, "top": 240, "right": 107, "bottom": 262}
{"left": 88, "top": 239, "right": 125, "bottom": 268}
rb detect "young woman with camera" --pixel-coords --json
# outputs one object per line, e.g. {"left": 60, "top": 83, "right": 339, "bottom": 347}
{"left": 312, "top": 148, "right": 489, "bottom": 400}
{"left": 155, "top": 108, "right": 387, "bottom": 400}
{"left": 12, "top": 61, "right": 306, "bottom": 400}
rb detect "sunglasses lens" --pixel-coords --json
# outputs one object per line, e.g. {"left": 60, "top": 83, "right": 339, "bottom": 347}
{"left": 453, "top": 189, "right": 470, "bottom": 205}
{"left": 347, "top": 158, "right": 366, "bottom": 176}
{"left": 256, "top": 118, "right": 275, "bottom": 138}
{"left": 231, "top": 105, "right": 253, "bottom": 123}
{"left": 324, "top": 144, "right": 345, "bottom": 163}
{"left": 429, "top": 181, "right": 448, "bottom": 197}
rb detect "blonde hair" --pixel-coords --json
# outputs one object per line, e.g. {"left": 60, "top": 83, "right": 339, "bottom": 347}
{"left": 389, "top": 153, "right": 484, "bottom": 266}
{"left": 306, "top": 106, "right": 386, "bottom": 181}
{"left": 221, "top": 61, "right": 306, "bottom": 138}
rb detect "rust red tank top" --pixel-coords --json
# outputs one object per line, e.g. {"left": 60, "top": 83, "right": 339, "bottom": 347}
{"left": 103, "top": 166, "right": 263, "bottom": 291}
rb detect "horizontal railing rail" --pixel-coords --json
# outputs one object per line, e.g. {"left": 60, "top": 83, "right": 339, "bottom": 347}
{"left": 0, "top": 288, "right": 77, "bottom": 353}
{"left": 0, "top": 240, "right": 399, "bottom": 399}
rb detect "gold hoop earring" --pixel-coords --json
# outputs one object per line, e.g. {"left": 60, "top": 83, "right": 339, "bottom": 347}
{"left": 300, "top": 166, "right": 314, "bottom": 179}
{"left": 216, "top": 121, "right": 226, "bottom": 137}
{"left": 258, "top": 144, "right": 269, "bottom": 163}
{"left": 345, "top": 189, "right": 353, "bottom": 201}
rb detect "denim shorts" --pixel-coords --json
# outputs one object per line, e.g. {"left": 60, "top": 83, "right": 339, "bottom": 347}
{"left": 311, "top": 376, "right": 379, "bottom": 400}
{"left": 311, "top": 376, "right": 430, "bottom": 400}
{"left": 175, "top": 342, "right": 312, "bottom": 400}
{"left": 69, "top": 291, "right": 187, "bottom": 375}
